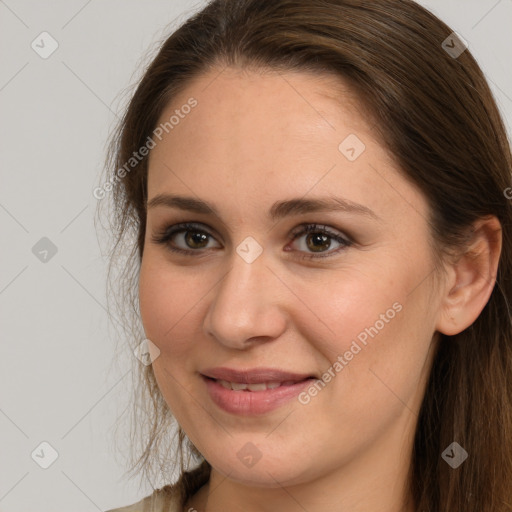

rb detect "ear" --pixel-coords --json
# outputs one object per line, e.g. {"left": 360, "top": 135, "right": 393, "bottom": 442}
{"left": 436, "top": 215, "right": 502, "bottom": 336}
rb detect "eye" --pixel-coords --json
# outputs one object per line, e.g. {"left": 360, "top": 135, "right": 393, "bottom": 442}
{"left": 151, "top": 222, "right": 352, "bottom": 259}
{"left": 151, "top": 222, "right": 220, "bottom": 255}
{"left": 287, "top": 223, "right": 352, "bottom": 259}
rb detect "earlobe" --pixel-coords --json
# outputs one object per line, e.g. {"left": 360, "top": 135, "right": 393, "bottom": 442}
{"left": 436, "top": 215, "right": 502, "bottom": 336}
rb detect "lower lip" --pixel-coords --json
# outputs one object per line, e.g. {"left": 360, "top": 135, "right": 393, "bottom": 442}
{"left": 202, "top": 376, "right": 313, "bottom": 415}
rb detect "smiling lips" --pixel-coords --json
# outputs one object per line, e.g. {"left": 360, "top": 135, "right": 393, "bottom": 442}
{"left": 201, "top": 367, "right": 316, "bottom": 415}
{"left": 216, "top": 380, "right": 301, "bottom": 391}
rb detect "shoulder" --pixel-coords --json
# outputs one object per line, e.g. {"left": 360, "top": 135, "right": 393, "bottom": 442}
{"left": 105, "top": 461, "right": 211, "bottom": 512}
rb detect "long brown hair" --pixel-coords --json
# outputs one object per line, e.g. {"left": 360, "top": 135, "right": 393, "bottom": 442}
{"left": 97, "top": 0, "right": 512, "bottom": 509}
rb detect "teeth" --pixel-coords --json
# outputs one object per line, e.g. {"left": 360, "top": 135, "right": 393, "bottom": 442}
{"left": 218, "top": 379, "right": 236, "bottom": 389}
{"left": 247, "top": 383, "right": 267, "bottom": 391}
{"left": 216, "top": 380, "right": 284, "bottom": 391}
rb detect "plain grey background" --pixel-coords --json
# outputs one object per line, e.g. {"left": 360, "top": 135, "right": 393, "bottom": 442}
{"left": 1, "top": 1, "right": 511, "bottom": 510}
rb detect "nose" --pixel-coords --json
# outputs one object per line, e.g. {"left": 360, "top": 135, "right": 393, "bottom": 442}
{"left": 202, "top": 247, "right": 288, "bottom": 350}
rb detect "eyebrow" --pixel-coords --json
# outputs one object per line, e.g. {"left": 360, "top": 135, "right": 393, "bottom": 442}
{"left": 147, "top": 194, "right": 380, "bottom": 222}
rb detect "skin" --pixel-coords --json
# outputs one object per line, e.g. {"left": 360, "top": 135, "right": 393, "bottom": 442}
{"left": 138, "top": 66, "right": 502, "bottom": 512}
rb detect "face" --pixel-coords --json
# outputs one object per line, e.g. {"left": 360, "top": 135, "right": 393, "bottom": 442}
{"left": 139, "top": 67, "right": 442, "bottom": 488}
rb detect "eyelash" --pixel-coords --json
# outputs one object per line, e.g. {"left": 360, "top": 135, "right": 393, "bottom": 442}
{"left": 151, "top": 222, "right": 353, "bottom": 260}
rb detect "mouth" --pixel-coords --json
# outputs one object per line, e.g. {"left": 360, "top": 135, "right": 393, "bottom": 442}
{"left": 200, "top": 366, "right": 316, "bottom": 384}
{"left": 200, "top": 367, "right": 316, "bottom": 415}
{"left": 206, "top": 378, "right": 310, "bottom": 391}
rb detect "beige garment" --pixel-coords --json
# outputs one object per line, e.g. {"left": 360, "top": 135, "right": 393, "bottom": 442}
{"left": 105, "top": 484, "right": 182, "bottom": 512}
{"left": 105, "top": 462, "right": 210, "bottom": 512}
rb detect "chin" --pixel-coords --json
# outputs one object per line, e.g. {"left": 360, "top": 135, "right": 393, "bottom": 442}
{"left": 207, "top": 449, "right": 315, "bottom": 488}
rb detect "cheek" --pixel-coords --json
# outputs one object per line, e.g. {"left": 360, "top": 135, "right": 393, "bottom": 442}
{"left": 138, "top": 257, "right": 198, "bottom": 415}
{"left": 139, "top": 257, "right": 187, "bottom": 354}
{"left": 323, "top": 275, "right": 435, "bottom": 433}
{"left": 297, "top": 251, "right": 435, "bottom": 404}
{"left": 295, "top": 266, "right": 408, "bottom": 360}
{"left": 139, "top": 260, "right": 169, "bottom": 344}
{"left": 138, "top": 254, "right": 213, "bottom": 368}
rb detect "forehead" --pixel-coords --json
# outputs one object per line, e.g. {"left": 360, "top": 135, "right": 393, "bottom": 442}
{"left": 149, "top": 68, "right": 374, "bottom": 176}
{"left": 146, "top": 67, "right": 427, "bottom": 227}
{"left": 156, "top": 66, "right": 368, "bottom": 151}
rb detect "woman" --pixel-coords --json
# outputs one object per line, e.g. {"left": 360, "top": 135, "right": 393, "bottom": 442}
{"left": 100, "top": 0, "right": 512, "bottom": 510}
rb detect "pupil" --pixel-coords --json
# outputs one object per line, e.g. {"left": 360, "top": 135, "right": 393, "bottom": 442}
{"left": 308, "top": 233, "right": 330, "bottom": 252}
{"left": 186, "top": 231, "right": 208, "bottom": 248}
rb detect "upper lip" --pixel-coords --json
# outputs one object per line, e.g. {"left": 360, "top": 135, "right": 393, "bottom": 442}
{"left": 201, "top": 367, "right": 315, "bottom": 384}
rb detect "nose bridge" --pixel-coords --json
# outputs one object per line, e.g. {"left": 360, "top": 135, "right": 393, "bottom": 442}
{"left": 203, "top": 245, "right": 287, "bottom": 348}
